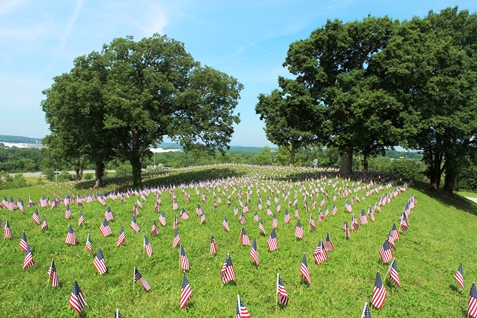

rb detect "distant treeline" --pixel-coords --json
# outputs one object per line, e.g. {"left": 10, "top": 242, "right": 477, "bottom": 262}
{"left": 0, "top": 135, "right": 43, "bottom": 144}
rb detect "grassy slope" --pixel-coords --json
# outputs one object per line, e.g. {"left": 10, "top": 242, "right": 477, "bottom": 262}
{"left": 0, "top": 166, "right": 476, "bottom": 317}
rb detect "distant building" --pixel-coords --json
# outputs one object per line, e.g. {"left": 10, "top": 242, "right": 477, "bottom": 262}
{"left": 1, "top": 142, "right": 43, "bottom": 149}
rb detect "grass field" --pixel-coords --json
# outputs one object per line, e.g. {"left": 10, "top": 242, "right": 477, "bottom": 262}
{"left": 1, "top": 164, "right": 476, "bottom": 317}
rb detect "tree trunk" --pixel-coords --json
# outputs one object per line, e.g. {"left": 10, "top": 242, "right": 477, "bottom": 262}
{"left": 429, "top": 152, "right": 443, "bottom": 191}
{"left": 443, "top": 159, "right": 456, "bottom": 193}
{"left": 75, "top": 156, "right": 84, "bottom": 182}
{"left": 362, "top": 154, "right": 369, "bottom": 172}
{"left": 339, "top": 149, "right": 353, "bottom": 177}
{"left": 290, "top": 142, "right": 296, "bottom": 167}
{"left": 94, "top": 161, "right": 104, "bottom": 188}
{"left": 131, "top": 152, "right": 143, "bottom": 190}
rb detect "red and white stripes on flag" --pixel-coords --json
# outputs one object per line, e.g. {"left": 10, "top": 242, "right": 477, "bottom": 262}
{"left": 221, "top": 253, "right": 236, "bottom": 284}
{"left": 371, "top": 272, "right": 386, "bottom": 309}
{"left": 180, "top": 273, "right": 192, "bottom": 309}
{"left": 134, "top": 267, "right": 151, "bottom": 292}
{"left": 69, "top": 280, "right": 87, "bottom": 315}
{"left": 277, "top": 274, "right": 289, "bottom": 305}
{"left": 93, "top": 249, "right": 107, "bottom": 274}
{"left": 180, "top": 245, "right": 190, "bottom": 271}
{"left": 144, "top": 236, "right": 153, "bottom": 257}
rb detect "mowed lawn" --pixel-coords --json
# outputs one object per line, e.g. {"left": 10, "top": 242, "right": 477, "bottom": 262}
{"left": 0, "top": 165, "right": 476, "bottom": 317}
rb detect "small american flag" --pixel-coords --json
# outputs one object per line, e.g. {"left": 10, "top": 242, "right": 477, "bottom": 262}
{"left": 300, "top": 253, "right": 311, "bottom": 285}
{"left": 132, "top": 204, "right": 139, "bottom": 216}
{"left": 69, "top": 280, "right": 87, "bottom": 315}
{"left": 221, "top": 253, "right": 236, "bottom": 284}
{"left": 200, "top": 212, "right": 206, "bottom": 224}
{"left": 41, "top": 216, "right": 48, "bottom": 231}
{"left": 100, "top": 219, "right": 113, "bottom": 237}
{"left": 143, "top": 235, "right": 153, "bottom": 257}
{"left": 134, "top": 267, "right": 151, "bottom": 292}
{"left": 391, "top": 223, "right": 400, "bottom": 240}
{"left": 379, "top": 239, "right": 393, "bottom": 264}
{"left": 104, "top": 206, "right": 114, "bottom": 221}
{"left": 309, "top": 214, "right": 316, "bottom": 232}
{"left": 371, "top": 272, "right": 386, "bottom": 309}
{"left": 342, "top": 221, "right": 350, "bottom": 239}
{"left": 361, "top": 302, "right": 372, "bottom": 318}
{"left": 239, "top": 212, "right": 246, "bottom": 224}
{"left": 295, "top": 219, "right": 304, "bottom": 239}
{"left": 173, "top": 216, "right": 179, "bottom": 230}
{"left": 469, "top": 283, "right": 477, "bottom": 318}
{"left": 4, "top": 220, "right": 12, "bottom": 238}
{"left": 272, "top": 214, "right": 278, "bottom": 229}
{"left": 17, "top": 199, "right": 24, "bottom": 213}
{"left": 93, "top": 249, "right": 107, "bottom": 274}
{"left": 388, "top": 258, "right": 400, "bottom": 287}
{"left": 359, "top": 209, "right": 368, "bottom": 224}
{"left": 31, "top": 209, "right": 40, "bottom": 225}
{"left": 267, "top": 229, "right": 278, "bottom": 252}
{"left": 400, "top": 213, "right": 408, "bottom": 232}
{"left": 65, "top": 225, "right": 77, "bottom": 245}
{"left": 86, "top": 233, "right": 93, "bottom": 254}
{"left": 284, "top": 209, "right": 290, "bottom": 224}
{"left": 236, "top": 295, "right": 251, "bottom": 318}
{"left": 172, "top": 198, "right": 179, "bottom": 210}
{"left": 368, "top": 206, "right": 375, "bottom": 222}
{"left": 454, "top": 263, "right": 464, "bottom": 290}
{"left": 23, "top": 245, "right": 35, "bottom": 269}
{"left": 250, "top": 238, "right": 259, "bottom": 266}
{"left": 313, "top": 239, "right": 328, "bottom": 265}
{"left": 277, "top": 274, "right": 289, "bottom": 305}
{"left": 351, "top": 214, "right": 359, "bottom": 231}
{"left": 180, "top": 273, "right": 192, "bottom": 309}
{"left": 64, "top": 205, "right": 72, "bottom": 220}
{"left": 48, "top": 259, "right": 59, "bottom": 287}
{"left": 240, "top": 227, "right": 250, "bottom": 246}
{"left": 180, "top": 208, "right": 189, "bottom": 220}
{"left": 387, "top": 231, "right": 396, "bottom": 250}
{"left": 324, "top": 232, "right": 334, "bottom": 251}
{"left": 180, "top": 245, "right": 189, "bottom": 270}
{"left": 345, "top": 200, "right": 352, "bottom": 213}
{"left": 222, "top": 216, "right": 230, "bottom": 232}
{"left": 115, "top": 308, "right": 123, "bottom": 318}
{"left": 210, "top": 235, "right": 217, "bottom": 255}
{"left": 150, "top": 221, "right": 159, "bottom": 236}
{"left": 130, "top": 217, "right": 140, "bottom": 232}
{"left": 172, "top": 229, "right": 181, "bottom": 248}
{"left": 78, "top": 211, "right": 85, "bottom": 227}
{"left": 117, "top": 226, "right": 126, "bottom": 246}
{"left": 258, "top": 218, "right": 266, "bottom": 235}
{"left": 20, "top": 231, "right": 29, "bottom": 251}
{"left": 332, "top": 204, "right": 338, "bottom": 216}
{"left": 159, "top": 211, "right": 166, "bottom": 226}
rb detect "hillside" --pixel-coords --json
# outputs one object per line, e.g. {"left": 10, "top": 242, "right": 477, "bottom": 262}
{"left": 0, "top": 135, "right": 43, "bottom": 144}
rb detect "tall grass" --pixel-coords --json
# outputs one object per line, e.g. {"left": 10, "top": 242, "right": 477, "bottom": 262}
{"left": 0, "top": 165, "right": 476, "bottom": 317}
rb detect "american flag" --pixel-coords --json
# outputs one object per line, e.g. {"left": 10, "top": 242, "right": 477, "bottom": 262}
{"left": 342, "top": 221, "right": 350, "bottom": 239}
{"left": 371, "top": 272, "right": 386, "bottom": 309}
{"left": 115, "top": 308, "right": 123, "bottom": 318}
{"left": 69, "top": 280, "right": 87, "bottom": 315}
{"left": 180, "top": 208, "right": 189, "bottom": 220}
{"left": 258, "top": 218, "right": 266, "bottom": 235}
{"left": 222, "top": 216, "right": 230, "bottom": 232}
{"left": 391, "top": 223, "right": 400, "bottom": 240}
{"left": 117, "top": 226, "right": 126, "bottom": 246}
{"left": 387, "top": 231, "right": 396, "bottom": 250}
{"left": 136, "top": 198, "right": 143, "bottom": 208}
{"left": 40, "top": 195, "right": 48, "bottom": 208}
{"left": 196, "top": 204, "right": 202, "bottom": 216}
{"left": 130, "top": 217, "right": 140, "bottom": 232}
{"left": 300, "top": 253, "right": 311, "bottom": 285}
{"left": 132, "top": 204, "right": 139, "bottom": 216}
{"left": 172, "top": 229, "right": 181, "bottom": 248}
{"left": 388, "top": 258, "right": 400, "bottom": 287}
{"left": 240, "top": 227, "right": 250, "bottom": 246}
{"left": 173, "top": 216, "right": 179, "bottom": 230}
{"left": 267, "top": 229, "right": 278, "bottom": 252}
{"left": 200, "top": 212, "right": 206, "bottom": 225}
{"left": 154, "top": 199, "right": 160, "bottom": 212}
{"left": 48, "top": 259, "right": 59, "bottom": 287}
{"left": 361, "top": 302, "right": 372, "bottom": 318}
{"left": 93, "top": 249, "right": 107, "bottom": 274}
{"left": 150, "top": 220, "right": 159, "bottom": 236}
{"left": 309, "top": 214, "right": 316, "bottom": 232}
{"left": 104, "top": 206, "right": 114, "bottom": 221}
{"left": 20, "top": 231, "right": 29, "bottom": 251}
{"left": 159, "top": 211, "right": 166, "bottom": 226}
{"left": 236, "top": 295, "right": 251, "bottom": 318}
{"left": 351, "top": 214, "right": 359, "bottom": 231}
{"left": 97, "top": 194, "right": 106, "bottom": 206}
{"left": 284, "top": 209, "right": 290, "bottom": 224}
{"left": 455, "top": 263, "right": 464, "bottom": 290}
{"left": 17, "top": 199, "right": 24, "bottom": 213}
{"left": 272, "top": 214, "right": 278, "bottom": 229}
{"left": 210, "top": 235, "right": 217, "bottom": 255}
{"left": 65, "top": 225, "right": 76, "bottom": 245}
{"left": 134, "top": 267, "right": 151, "bottom": 291}
{"left": 100, "top": 219, "right": 113, "bottom": 237}
{"left": 469, "top": 283, "right": 477, "bottom": 318}
{"left": 239, "top": 212, "right": 246, "bottom": 224}
{"left": 359, "top": 209, "right": 368, "bottom": 224}
{"left": 294, "top": 204, "right": 299, "bottom": 217}
{"left": 221, "top": 253, "right": 236, "bottom": 284}
{"left": 23, "top": 245, "right": 35, "bottom": 269}
{"left": 172, "top": 198, "right": 179, "bottom": 210}
{"left": 86, "top": 233, "right": 93, "bottom": 254}
{"left": 320, "top": 196, "right": 326, "bottom": 207}
{"left": 324, "top": 232, "right": 334, "bottom": 251}
{"left": 63, "top": 194, "right": 70, "bottom": 206}
{"left": 180, "top": 245, "right": 189, "bottom": 271}
{"left": 4, "top": 220, "right": 12, "bottom": 238}
{"left": 180, "top": 273, "right": 192, "bottom": 309}
{"left": 28, "top": 196, "right": 34, "bottom": 207}
{"left": 141, "top": 235, "right": 153, "bottom": 257}
{"left": 250, "top": 238, "right": 259, "bottom": 266}
{"left": 345, "top": 200, "right": 352, "bottom": 212}
{"left": 295, "top": 219, "right": 304, "bottom": 239}
{"left": 379, "top": 239, "right": 393, "bottom": 264}
{"left": 332, "top": 203, "right": 338, "bottom": 216}
{"left": 277, "top": 274, "right": 289, "bottom": 305}
{"left": 8, "top": 196, "right": 16, "bottom": 210}
{"left": 64, "top": 205, "right": 72, "bottom": 219}
{"left": 368, "top": 206, "right": 375, "bottom": 222}
{"left": 243, "top": 203, "right": 249, "bottom": 213}
{"left": 318, "top": 210, "right": 324, "bottom": 223}
{"left": 234, "top": 205, "right": 239, "bottom": 216}
{"left": 313, "top": 239, "right": 328, "bottom": 265}
{"left": 253, "top": 212, "right": 259, "bottom": 222}
{"left": 31, "top": 209, "right": 40, "bottom": 225}
{"left": 78, "top": 211, "right": 85, "bottom": 227}
{"left": 41, "top": 216, "right": 48, "bottom": 231}
{"left": 400, "top": 213, "right": 408, "bottom": 232}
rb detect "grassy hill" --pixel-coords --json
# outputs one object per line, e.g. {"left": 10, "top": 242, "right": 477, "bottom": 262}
{"left": 0, "top": 165, "right": 476, "bottom": 317}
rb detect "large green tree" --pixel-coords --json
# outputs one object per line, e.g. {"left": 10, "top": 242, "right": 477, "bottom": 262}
{"left": 282, "top": 16, "right": 403, "bottom": 176}
{"left": 42, "top": 34, "right": 242, "bottom": 189}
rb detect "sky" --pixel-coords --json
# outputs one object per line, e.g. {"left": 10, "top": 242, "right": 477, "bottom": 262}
{"left": 1, "top": 1, "right": 476, "bottom": 147}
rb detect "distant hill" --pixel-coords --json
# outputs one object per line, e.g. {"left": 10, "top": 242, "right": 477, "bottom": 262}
{"left": 157, "top": 142, "right": 275, "bottom": 152}
{"left": 0, "top": 135, "right": 42, "bottom": 144}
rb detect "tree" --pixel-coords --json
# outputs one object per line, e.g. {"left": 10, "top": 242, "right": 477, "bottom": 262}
{"left": 375, "top": 7, "right": 477, "bottom": 191}
{"left": 282, "top": 16, "right": 402, "bottom": 176}
{"left": 256, "top": 78, "right": 319, "bottom": 166}
{"left": 253, "top": 147, "right": 273, "bottom": 165}
{"left": 42, "top": 34, "right": 242, "bottom": 189}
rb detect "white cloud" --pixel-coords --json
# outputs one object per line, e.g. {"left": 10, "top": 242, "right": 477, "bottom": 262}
{"left": 136, "top": 2, "right": 169, "bottom": 36}
{"left": 0, "top": 0, "right": 29, "bottom": 15}
{"left": 58, "top": 0, "right": 84, "bottom": 52}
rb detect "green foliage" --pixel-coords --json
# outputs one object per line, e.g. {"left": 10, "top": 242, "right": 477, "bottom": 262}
{"left": 0, "top": 135, "right": 43, "bottom": 143}
{"left": 0, "top": 165, "right": 475, "bottom": 317}
{"left": 252, "top": 146, "right": 273, "bottom": 165}
{"left": 0, "top": 148, "right": 42, "bottom": 172}
{"left": 0, "top": 173, "right": 31, "bottom": 190}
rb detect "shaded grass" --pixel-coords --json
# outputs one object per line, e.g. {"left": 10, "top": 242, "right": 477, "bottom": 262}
{"left": 0, "top": 165, "right": 476, "bottom": 317}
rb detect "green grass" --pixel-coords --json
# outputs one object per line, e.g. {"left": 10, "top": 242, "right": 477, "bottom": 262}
{"left": 1, "top": 165, "right": 476, "bottom": 317}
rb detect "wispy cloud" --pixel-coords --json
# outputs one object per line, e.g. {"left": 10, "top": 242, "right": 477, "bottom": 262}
{"left": 58, "top": 0, "right": 84, "bottom": 52}
{"left": 0, "top": 0, "right": 29, "bottom": 15}
{"left": 135, "top": 2, "right": 169, "bottom": 36}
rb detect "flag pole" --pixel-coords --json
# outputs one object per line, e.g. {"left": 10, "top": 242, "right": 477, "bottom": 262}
{"left": 133, "top": 267, "right": 135, "bottom": 295}
{"left": 361, "top": 303, "right": 368, "bottom": 318}
{"left": 178, "top": 245, "right": 181, "bottom": 274}
{"left": 382, "top": 258, "right": 394, "bottom": 281}
{"left": 275, "top": 273, "right": 279, "bottom": 314}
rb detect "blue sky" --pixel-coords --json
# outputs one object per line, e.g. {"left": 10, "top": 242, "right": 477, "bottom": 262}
{"left": 1, "top": 1, "right": 476, "bottom": 147}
